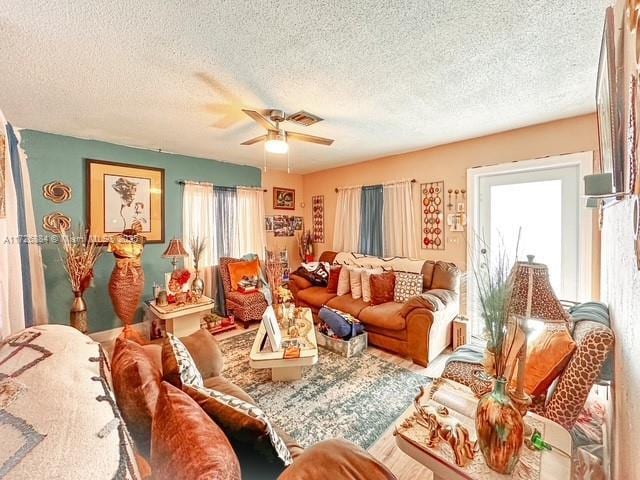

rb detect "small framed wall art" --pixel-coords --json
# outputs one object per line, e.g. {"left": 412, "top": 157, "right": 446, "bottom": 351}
{"left": 273, "top": 187, "right": 295, "bottom": 210}
{"left": 421, "top": 181, "right": 445, "bottom": 250}
{"left": 86, "top": 159, "right": 165, "bottom": 243}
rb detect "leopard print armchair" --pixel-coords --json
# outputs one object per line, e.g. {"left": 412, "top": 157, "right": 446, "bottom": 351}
{"left": 442, "top": 319, "right": 614, "bottom": 431}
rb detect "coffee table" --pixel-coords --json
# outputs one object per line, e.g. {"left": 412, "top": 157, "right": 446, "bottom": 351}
{"left": 249, "top": 306, "right": 318, "bottom": 381}
{"left": 394, "top": 378, "right": 572, "bottom": 480}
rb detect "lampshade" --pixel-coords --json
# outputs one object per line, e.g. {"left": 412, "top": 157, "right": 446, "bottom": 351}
{"left": 162, "top": 239, "right": 188, "bottom": 259}
{"left": 265, "top": 130, "right": 289, "bottom": 154}
{"left": 508, "top": 258, "right": 569, "bottom": 323}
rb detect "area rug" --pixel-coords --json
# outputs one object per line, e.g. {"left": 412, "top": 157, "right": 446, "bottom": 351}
{"left": 218, "top": 331, "right": 428, "bottom": 449}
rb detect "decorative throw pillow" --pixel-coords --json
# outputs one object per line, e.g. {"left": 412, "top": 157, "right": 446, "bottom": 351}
{"left": 151, "top": 382, "right": 241, "bottom": 480}
{"left": 327, "top": 266, "right": 342, "bottom": 293}
{"left": 227, "top": 258, "right": 261, "bottom": 291}
{"left": 349, "top": 267, "right": 364, "bottom": 299}
{"left": 111, "top": 336, "right": 162, "bottom": 459}
{"left": 336, "top": 265, "right": 351, "bottom": 296}
{"left": 361, "top": 267, "right": 383, "bottom": 303}
{"left": 393, "top": 272, "right": 423, "bottom": 302}
{"left": 521, "top": 325, "right": 577, "bottom": 396}
{"left": 184, "top": 384, "right": 293, "bottom": 466}
{"left": 370, "top": 272, "right": 396, "bottom": 305}
{"left": 294, "top": 262, "right": 330, "bottom": 286}
{"left": 161, "top": 333, "right": 204, "bottom": 389}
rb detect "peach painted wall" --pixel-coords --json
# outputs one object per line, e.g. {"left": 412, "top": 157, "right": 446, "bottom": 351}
{"left": 262, "top": 169, "right": 304, "bottom": 269}
{"left": 303, "top": 114, "right": 600, "bottom": 288}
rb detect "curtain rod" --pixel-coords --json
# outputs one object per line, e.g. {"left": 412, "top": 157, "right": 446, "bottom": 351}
{"left": 177, "top": 180, "right": 267, "bottom": 192}
{"left": 334, "top": 178, "right": 416, "bottom": 193}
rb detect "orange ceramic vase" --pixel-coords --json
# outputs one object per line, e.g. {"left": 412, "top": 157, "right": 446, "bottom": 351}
{"left": 475, "top": 377, "right": 524, "bottom": 474}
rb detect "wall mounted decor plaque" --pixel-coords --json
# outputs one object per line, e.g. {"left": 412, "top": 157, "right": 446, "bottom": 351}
{"left": 273, "top": 186, "right": 295, "bottom": 210}
{"left": 42, "top": 212, "right": 71, "bottom": 234}
{"left": 86, "top": 159, "right": 164, "bottom": 244}
{"left": 42, "top": 181, "right": 72, "bottom": 203}
{"left": 421, "top": 181, "right": 445, "bottom": 250}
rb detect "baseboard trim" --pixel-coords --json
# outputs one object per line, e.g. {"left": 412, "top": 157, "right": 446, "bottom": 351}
{"left": 89, "top": 322, "right": 148, "bottom": 344}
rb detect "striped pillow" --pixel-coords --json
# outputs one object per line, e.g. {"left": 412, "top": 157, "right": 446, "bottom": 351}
{"left": 186, "top": 384, "right": 293, "bottom": 466}
{"left": 162, "top": 333, "right": 204, "bottom": 388}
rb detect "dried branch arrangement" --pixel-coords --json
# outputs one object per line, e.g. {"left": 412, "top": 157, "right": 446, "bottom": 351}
{"left": 58, "top": 225, "right": 104, "bottom": 293}
{"left": 189, "top": 236, "right": 206, "bottom": 270}
{"left": 470, "top": 235, "right": 519, "bottom": 379}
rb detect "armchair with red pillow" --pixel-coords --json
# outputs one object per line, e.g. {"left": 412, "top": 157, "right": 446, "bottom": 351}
{"left": 219, "top": 256, "right": 268, "bottom": 328}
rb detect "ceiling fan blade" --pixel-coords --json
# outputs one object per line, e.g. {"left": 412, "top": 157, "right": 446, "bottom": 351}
{"left": 240, "top": 135, "right": 267, "bottom": 145}
{"left": 242, "top": 109, "right": 278, "bottom": 131}
{"left": 286, "top": 131, "right": 334, "bottom": 146}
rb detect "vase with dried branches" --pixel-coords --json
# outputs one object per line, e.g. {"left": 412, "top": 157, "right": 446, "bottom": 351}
{"left": 297, "top": 230, "right": 313, "bottom": 263}
{"left": 58, "top": 225, "right": 104, "bottom": 333}
{"left": 471, "top": 240, "right": 524, "bottom": 474}
{"left": 189, "top": 236, "right": 206, "bottom": 300}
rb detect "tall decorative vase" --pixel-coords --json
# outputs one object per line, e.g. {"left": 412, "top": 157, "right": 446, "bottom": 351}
{"left": 191, "top": 268, "right": 205, "bottom": 300}
{"left": 475, "top": 377, "right": 524, "bottom": 474}
{"left": 70, "top": 290, "right": 88, "bottom": 334}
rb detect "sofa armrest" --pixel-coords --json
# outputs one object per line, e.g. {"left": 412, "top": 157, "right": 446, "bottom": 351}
{"left": 278, "top": 439, "right": 397, "bottom": 480}
{"left": 543, "top": 321, "right": 614, "bottom": 430}
{"left": 290, "top": 273, "right": 313, "bottom": 290}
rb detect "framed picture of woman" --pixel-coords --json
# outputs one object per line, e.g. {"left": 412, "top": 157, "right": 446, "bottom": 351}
{"left": 86, "top": 159, "right": 165, "bottom": 243}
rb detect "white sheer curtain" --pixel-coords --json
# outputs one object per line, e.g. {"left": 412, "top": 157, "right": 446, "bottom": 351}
{"left": 332, "top": 186, "right": 362, "bottom": 252}
{"left": 182, "top": 183, "right": 215, "bottom": 297}
{"left": 0, "top": 115, "right": 48, "bottom": 338}
{"left": 237, "top": 188, "right": 266, "bottom": 258}
{"left": 383, "top": 180, "right": 418, "bottom": 257}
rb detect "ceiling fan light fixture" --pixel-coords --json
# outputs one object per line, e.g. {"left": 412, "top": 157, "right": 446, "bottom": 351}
{"left": 265, "top": 130, "right": 289, "bottom": 154}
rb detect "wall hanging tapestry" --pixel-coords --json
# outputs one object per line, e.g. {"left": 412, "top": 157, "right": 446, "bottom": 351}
{"left": 312, "top": 195, "right": 325, "bottom": 242}
{"left": 86, "top": 159, "right": 165, "bottom": 243}
{"left": 42, "top": 181, "right": 72, "bottom": 203}
{"left": 273, "top": 186, "right": 295, "bottom": 210}
{"left": 421, "top": 181, "right": 445, "bottom": 250}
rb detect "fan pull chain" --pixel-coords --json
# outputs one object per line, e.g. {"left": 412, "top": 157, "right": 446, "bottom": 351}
{"left": 263, "top": 146, "right": 267, "bottom": 172}
{"left": 287, "top": 148, "right": 290, "bottom": 174}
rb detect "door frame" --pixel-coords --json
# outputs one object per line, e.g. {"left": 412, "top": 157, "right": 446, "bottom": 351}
{"left": 465, "top": 151, "right": 594, "bottom": 321}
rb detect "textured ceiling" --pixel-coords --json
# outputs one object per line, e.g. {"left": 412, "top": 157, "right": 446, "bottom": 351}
{"left": 0, "top": 1, "right": 610, "bottom": 173}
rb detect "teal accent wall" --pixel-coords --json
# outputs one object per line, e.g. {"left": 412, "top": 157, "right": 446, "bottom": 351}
{"left": 21, "top": 130, "right": 261, "bottom": 333}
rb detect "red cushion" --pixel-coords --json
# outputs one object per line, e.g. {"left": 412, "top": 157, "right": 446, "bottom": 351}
{"left": 111, "top": 336, "right": 162, "bottom": 458}
{"left": 151, "top": 382, "right": 241, "bottom": 480}
{"left": 370, "top": 272, "right": 396, "bottom": 305}
{"left": 327, "top": 266, "right": 342, "bottom": 293}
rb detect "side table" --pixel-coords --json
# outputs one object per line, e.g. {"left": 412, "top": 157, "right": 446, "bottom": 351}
{"left": 394, "top": 379, "right": 572, "bottom": 480}
{"left": 145, "top": 295, "right": 214, "bottom": 338}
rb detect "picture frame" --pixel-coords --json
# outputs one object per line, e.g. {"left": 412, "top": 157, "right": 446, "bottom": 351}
{"left": 273, "top": 187, "right": 295, "bottom": 210}
{"left": 596, "top": 7, "right": 624, "bottom": 192}
{"left": 86, "top": 159, "right": 165, "bottom": 244}
{"left": 265, "top": 216, "right": 274, "bottom": 231}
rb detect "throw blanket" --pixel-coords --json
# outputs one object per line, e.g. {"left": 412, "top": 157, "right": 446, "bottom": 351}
{"left": 333, "top": 251, "right": 425, "bottom": 274}
{"left": 0, "top": 325, "right": 139, "bottom": 479}
{"left": 444, "top": 341, "right": 485, "bottom": 368}
{"left": 569, "top": 302, "right": 612, "bottom": 384}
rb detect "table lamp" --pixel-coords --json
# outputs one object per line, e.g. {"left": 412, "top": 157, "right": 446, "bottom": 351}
{"left": 508, "top": 255, "right": 569, "bottom": 415}
{"left": 162, "top": 238, "right": 188, "bottom": 270}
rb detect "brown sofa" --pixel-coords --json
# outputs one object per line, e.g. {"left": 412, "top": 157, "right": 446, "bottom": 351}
{"left": 111, "top": 328, "right": 396, "bottom": 480}
{"left": 289, "top": 251, "right": 460, "bottom": 366}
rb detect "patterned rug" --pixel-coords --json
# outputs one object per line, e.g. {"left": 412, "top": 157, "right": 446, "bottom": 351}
{"left": 219, "top": 331, "right": 428, "bottom": 449}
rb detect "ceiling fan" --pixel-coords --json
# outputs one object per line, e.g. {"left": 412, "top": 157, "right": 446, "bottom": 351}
{"left": 240, "top": 108, "right": 334, "bottom": 154}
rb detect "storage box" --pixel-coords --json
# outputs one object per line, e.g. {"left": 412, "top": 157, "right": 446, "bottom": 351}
{"left": 316, "top": 330, "right": 368, "bottom": 357}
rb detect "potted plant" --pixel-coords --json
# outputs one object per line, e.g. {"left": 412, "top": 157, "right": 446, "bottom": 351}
{"left": 297, "top": 230, "right": 314, "bottom": 263}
